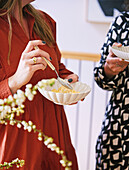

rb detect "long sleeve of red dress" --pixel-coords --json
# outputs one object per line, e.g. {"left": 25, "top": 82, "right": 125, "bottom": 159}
{"left": 0, "top": 9, "right": 78, "bottom": 170}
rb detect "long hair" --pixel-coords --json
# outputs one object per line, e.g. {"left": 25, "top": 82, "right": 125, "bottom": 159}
{"left": 0, "top": 0, "right": 55, "bottom": 64}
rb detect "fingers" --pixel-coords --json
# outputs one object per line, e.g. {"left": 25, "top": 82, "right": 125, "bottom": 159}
{"left": 24, "top": 48, "right": 51, "bottom": 60}
{"left": 69, "top": 102, "right": 78, "bottom": 105}
{"left": 65, "top": 74, "right": 79, "bottom": 83}
{"left": 106, "top": 56, "right": 128, "bottom": 73}
{"left": 112, "top": 42, "right": 122, "bottom": 47}
{"left": 106, "top": 56, "right": 128, "bottom": 66}
{"left": 110, "top": 42, "right": 122, "bottom": 57}
{"left": 106, "top": 56, "right": 122, "bottom": 65}
{"left": 32, "top": 63, "right": 47, "bottom": 72}
{"left": 21, "top": 40, "right": 51, "bottom": 68}
{"left": 69, "top": 98, "right": 85, "bottom": 105}
{"left": 31, "top": 57, "right": 47, "bottom": 67}
{"left": 24, "top": 40, "right": 45, "bottom": 53}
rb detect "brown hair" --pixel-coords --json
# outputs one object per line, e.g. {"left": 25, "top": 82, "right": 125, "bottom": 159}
{"left": 0, "top": 0, "right": 55, "bottom": 64}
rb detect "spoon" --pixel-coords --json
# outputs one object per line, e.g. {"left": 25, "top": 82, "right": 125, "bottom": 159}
{"left": 34, "top": 46, "right": 73, "bottom": 90}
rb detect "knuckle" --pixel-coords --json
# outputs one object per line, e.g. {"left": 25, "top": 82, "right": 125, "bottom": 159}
{"left": 28, "top": 40, "right": 33, "bottom": 46}
{"left": 112, "top": 68, "right": 116, "bottom": 72}
{"left": 35, "top": 49, "right": 40, "bottom": 55}
{"left": 21, "top": 53, "right": 26, "bottom": 60}
{"left": 24, "top": 60, "right": 28, "bottom": 66}
{"left": 27, "top": 66, "right": 32, "bottom": 72}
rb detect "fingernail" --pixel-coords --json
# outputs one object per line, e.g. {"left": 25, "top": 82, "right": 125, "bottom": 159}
{"left": 42, "top": 41, "right": 46, "bottom": 44}
{"left": 50, "top": 57, "right": 52, "bottom": 60}
{"left": 68, "top": 78, "right": 73, "bottom": 83}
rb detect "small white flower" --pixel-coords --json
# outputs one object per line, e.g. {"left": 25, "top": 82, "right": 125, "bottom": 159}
{"left": 65, "top": 167, "right": 71, "bottom": 170}
{"left": 27, "top": 126, "right": 32, "bottom": 132}
{"left": 26, "top": 84, "right": 32, "bottom": 88}
{"left": 55, "top": 147, "right": 60, "bottom": 154}
{"left": 44, "top": 140, "right": 49, "bottom": 145}
{"left": 4, "top": 106, "right": 11, "bottom": 113}
{"left": 0, "top": 106, "right": 4, "bottom": 111}
{"left": 27, "top": 94, "right": 34, "bottom": 101}
{"left": 60, "top": 160, "right": 65, "bottom": 164}
{"left": 37, "top": 81, "right": 43, "bottom": 87}
{"left": 13, "top": 94, "right": 18, "bottom": 99}
{"left": 11, "top": 102, "right": 16, "bottom": 107}
{"left": 23, "top": 126, "right": 27, "bottom": 130}
{"left": 17, "top": 123, "right": 22, "bottom": 128}
{"left": 51, "top": 143, "right": 56, "bottom": 150}
{"left": 28, "top": 121, "right": 33, "bottom": 126}
{"left": 10, "top": 121, "right": 15, "bottom": 126}
{"left": 19, "top": 109, "right": 24, "bottom": 114}
{"left": 32, "top": 125, "right": 36, "bottom": 129}
{"left": 34, "top": 85, "right": 38, "bottom": 90}
{"left": 60, "top": 150, "right": 64, "bottom": 154}
{"left": 47, "top": 144, "right": 52, "bottom": 149}
{"left": 32, "top": 91, "right": 37, "bottom": 95}
{"left": 38, "top": 132, "right": 42, "bottom": 137}
{"left": 0, "top": 110, "right": 7, "bottom": 119}
{"left": 17, "top": 90, "right": 24, "bottom": 96}
{"left": 67, "top": 161, "right": 72, "bottom": 166}
{"left": 38, "top": 137, "right": 42, "bottom": 141}
{"left": 12, "top": 107, "right": 17, "bottom": 112}
{"left": 16, "top": 98, "right": 25, "bottom": 106}
{"left": 21, "top": 104, "right": 25, "bottom": 108}
{"left": 8, "top": 95, "right": 14, "bottom": 102}
{"left": 10, "top": 113, "right": 14, "bottom": 120}
{"left": 44, "top": 137, "right": 53, "bottom": 145}
{"left": 4, "top": 98, "right": 7, "bottom": 103}
{"left": 0, "top": 99, "right": 4, "bottom": 105}
{"left": 21, "top": 121, "right": 26, "bottom": 126}
{"left": 25, "top": 88, "right": 31, "bottom": 95}
{"left": 60, "top": 160, "right": 66, "bottom": 167}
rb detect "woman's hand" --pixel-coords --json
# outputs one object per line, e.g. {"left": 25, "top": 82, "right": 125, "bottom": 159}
{"left": 9, "top": 40, "right": 51, "bottom": 94}
{"left": 104, "top": 42, "right": 129, "bottom": 79}
{"left": 65, "top": 74, "right": 84, "bottom": 104}
{"left": 65, "top": 74, "right": 79, "bottom": 83}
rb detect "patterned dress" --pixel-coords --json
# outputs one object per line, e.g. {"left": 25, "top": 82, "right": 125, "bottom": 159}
{"left": 94, "top": 12, "right": 129, "bottom": 170}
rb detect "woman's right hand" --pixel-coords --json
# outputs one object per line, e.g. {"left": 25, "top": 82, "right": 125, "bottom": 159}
{"left": 8, "top": 40, "right": 51, "bottom": 94}
{"left": 104, "top": 42, "right": 129, "bottom": 79}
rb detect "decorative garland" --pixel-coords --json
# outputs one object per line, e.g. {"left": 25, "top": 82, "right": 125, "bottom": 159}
{"left": 0, "top": 158, "right": 24, "bottom": 169}
{"left": 0, "top": 78, "right": 72, "bottom": 170}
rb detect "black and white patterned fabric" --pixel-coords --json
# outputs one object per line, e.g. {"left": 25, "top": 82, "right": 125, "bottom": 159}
{"left": 94, "top": 11, "right": 129, "bottom": 170}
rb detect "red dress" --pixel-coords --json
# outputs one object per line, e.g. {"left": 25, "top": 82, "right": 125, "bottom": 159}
{"left": 0, "top": 9, "right": 78, "bottom": 170}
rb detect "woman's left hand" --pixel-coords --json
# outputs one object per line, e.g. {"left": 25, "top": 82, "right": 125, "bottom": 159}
{"left": 65, "top": 74, "right": 79, "bottom": 83}
{"left": 65, "top": 74, "right": 85, "bottom": 104}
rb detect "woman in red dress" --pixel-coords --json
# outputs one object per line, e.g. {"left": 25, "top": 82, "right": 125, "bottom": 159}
{"left": 0, "top": 0, "right": 79, "bottom": 169}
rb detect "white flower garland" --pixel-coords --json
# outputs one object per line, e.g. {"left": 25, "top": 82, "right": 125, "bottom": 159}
{"left": 0, "top": 78, "right": 72, "bottom": 170}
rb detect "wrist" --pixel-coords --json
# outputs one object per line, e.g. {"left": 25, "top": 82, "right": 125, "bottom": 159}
{"left": 8, "top": 74, "right": 21, "bottom": 94}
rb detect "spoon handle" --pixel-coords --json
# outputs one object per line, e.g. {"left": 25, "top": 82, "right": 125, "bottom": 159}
{"left": 42, "top": 57, "right": 55, "bottom": 71}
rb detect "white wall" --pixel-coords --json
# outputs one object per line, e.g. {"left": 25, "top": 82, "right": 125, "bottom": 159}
{"left": 32, "top": 0, "right": 112, "bottom": 170}
{"left": 32, "top": 0, "right": 110, "bottom": 53}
